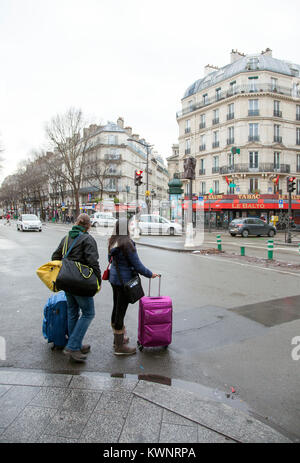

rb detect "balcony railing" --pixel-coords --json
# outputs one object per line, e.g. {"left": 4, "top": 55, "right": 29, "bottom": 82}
{"left": 185, "top": 127, "right": 191, "bottom": 133}
{"left": 227, "top": 113, "right": 234, "bottom": 120}
{"left": 199, "top": 169, "right": 206, "bottom": 175}
{"left": 106, "top": 170, "right": 122, "bottom": 177}
{"left": 227, "top": 138, "right": 234, "bottom": 145}
{"left": 212, "top": 167, "right": 220, "bottom": 173}
{"left": 176, "top": 83, "right": 300, "bottom": 118}
{"left": 104, "top": 154, "right": 122, "bottom": 161}
{"left": 212, "top": 118, "right": 219, "bottom": 125}
{"left": 212, "top": 141, "right": 220, "bottom": 148}
{"left": 248, "top": 135, "right": 260, "bottom": 142}
{"left": 199, "top": 122, "right": 206, "bottom": 129}
{"left": 248, "top": 110, "right": 260, "bottom": 116}
{"left": 185, "top": 148, "right": 191, "bottom": 155}
{"left": 273, "top": 110, "right": 282, "bottom": 118}
{"left": 274, "top": 136, "right": 282, "bottom": 143}
{"left": 199, "top": 145, "right": 206, "bottom": 151}
{"left": 220, "top": 163, "right": 290, "bottom": 174}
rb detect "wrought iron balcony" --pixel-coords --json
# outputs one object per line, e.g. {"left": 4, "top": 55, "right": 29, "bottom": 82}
{"left": 199, "top": 145, "right": 206, "bottom": 152}
{"left": 212, "top": 167, "right": 220, "bottom": 173}
{"left": 212, "top": 141, "right": 219, "bottom": 148}
{"left": 227, "top": 138, "right": 234, "bottom": 145}
{"left": 185, "top": 127, "right": 191, "bottom": 133}
{"left": 185, "top": 148, "right": 191, "bottom": 155}
{"left": 273, "top": 110, "right": 282, "bottom": 118}
{"left": 248, "top": 135, "right": 260, "bottom": 142}
{"left": 227, "top": 113, "right": 234, "bottom": 120}
{"left": 199, "top": 122, "right": 206, "bottom": 129}
{"left": 220, "top": 163, "right": 290, "bottom": 174}
{"left": 248, "top": 110, "right": 260, "bottom": 116}
{"left": 199, "top": 169, "right": 206, "bottom": 175}
{"left": 104, "top": 153, "right": 122, "bottom": 161}
{"left": 273, "top": 136, "right": 282, "bottom": 143}
{"left": 176, "top": 83, "right": 297, "bottom": 119}
{"left": 212, "top": 118, "right": 219, "bottom": 125}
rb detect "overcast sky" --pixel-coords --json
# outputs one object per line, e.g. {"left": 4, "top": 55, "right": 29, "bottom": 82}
{"left": 0, "top": 0, "right": 299, "bottom": 182}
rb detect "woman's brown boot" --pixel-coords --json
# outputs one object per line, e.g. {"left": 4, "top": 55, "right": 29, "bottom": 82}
{"left": 114, "top": 334, "right": 136, "bottom": 356}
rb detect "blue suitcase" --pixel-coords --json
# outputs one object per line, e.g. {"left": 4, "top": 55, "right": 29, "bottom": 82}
{"left": 43, "top": 292, "right": 68, "bottom": 349}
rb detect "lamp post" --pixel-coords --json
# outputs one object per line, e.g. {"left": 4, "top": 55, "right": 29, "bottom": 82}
{"left": 127, "top": 138, "right": 154, "bottom": 214}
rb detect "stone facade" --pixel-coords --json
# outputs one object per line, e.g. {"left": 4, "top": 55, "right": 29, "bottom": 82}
{"left": 177, "top": 49, "right": 300, "bottom": 197}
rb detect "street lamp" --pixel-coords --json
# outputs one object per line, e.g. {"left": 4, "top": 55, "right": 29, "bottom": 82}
{"left": 127, "top": 138, "right": 154, "bottom": 214}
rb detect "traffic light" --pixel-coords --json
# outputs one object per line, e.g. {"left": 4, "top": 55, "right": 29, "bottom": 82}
{"left": 231, "top": 147, "right": 240, "bottom": 155}
{"left": 134, "top": 170, "right": 143, "bottom": 186}
{"left": 287, "top": 176, "right": 296, "bottom": 193}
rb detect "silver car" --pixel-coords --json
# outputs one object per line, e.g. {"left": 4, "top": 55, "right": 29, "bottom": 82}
{"left": 131, "top": 214, "right": 182, "bottom": 236}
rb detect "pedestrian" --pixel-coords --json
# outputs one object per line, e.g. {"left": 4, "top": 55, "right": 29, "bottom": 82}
{"left": 5, "top": 213, "right": 11, "bottom": 226}
{"left": 108, "top": 217, "right": 159, "bottom": 355}
{"left": 51, "top": 213, "right": 101, "bottom": 362}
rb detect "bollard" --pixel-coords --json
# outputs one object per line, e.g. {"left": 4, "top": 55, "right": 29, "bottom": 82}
{"left": 241, "top": 246, "right": 245, "bottom": 256}
{"left": 217, "top": 234, "right": 222, "bottom": 251}
{"left": 267, "top": 239, "right": 274, "bottom": 260}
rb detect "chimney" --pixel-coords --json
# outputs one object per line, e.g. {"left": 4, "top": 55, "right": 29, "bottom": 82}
{"left": 117, "top": 117, "right": 124, "bottom": 128}
{"left": 125, "top": 126, "right": 132, "bottom": 135}
{"left": 230, "top": 49, "right": 245, "bottom": 63}
{"left": 89, "top": 124, "right": 98, "bottom": 134}
{"left": 204, "top": 64, "right": 219, "bottom": 76}
{"left": 261, "top": 48, "right": 272, "bottom": 57}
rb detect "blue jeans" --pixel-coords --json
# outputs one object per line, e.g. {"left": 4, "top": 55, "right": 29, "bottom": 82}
{"left": 65, "top": 293, "right": 95, "bottom": 351}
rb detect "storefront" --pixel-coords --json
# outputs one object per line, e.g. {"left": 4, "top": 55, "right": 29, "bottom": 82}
{"left": 182, "top": 194, "right": 300, "bottom": 229}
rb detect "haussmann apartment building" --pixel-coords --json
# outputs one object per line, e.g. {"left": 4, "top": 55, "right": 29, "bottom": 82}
{"left": 176, "top": 48, "right": 300, "bottom": 228}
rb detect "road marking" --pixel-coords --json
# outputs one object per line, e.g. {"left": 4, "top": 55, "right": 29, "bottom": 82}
{"left": 193, "top": 253, "right": 300, "bottom": 277}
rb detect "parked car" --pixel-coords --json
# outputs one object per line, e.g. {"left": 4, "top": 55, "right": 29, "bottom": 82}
{"left": 91, "top": 212, "right": 117, "bottom": 228}
{"left": 130, "top": 214, "right": 182, "bottom": 236}
{"left": 229, "top": 218, "right": 276, "bottom": 237}
{"left": 17, "top": 214, "right": 42, "bottom": 232}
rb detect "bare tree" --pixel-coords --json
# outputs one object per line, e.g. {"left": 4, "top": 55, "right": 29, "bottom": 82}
{"left": 45, "top": 108, "right": 93, "bottom": 216}
{"left": 83, "top": 155, "right": 111, "bottom": 202}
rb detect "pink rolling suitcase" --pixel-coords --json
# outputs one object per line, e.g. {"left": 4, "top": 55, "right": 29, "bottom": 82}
{"left": 137, "top": 275, "right": 172, "bottom": 351}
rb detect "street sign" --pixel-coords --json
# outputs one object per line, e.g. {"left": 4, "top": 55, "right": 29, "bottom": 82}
{"left": 279, "top": 199, "right": 284, "bottom": 208}
{"left": 198, "top": 196, "right": 204, "bottom": 201}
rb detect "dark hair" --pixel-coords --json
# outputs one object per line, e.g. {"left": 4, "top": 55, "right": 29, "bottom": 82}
{"left": 108, "top": 218, "right": 135, "bottom": 254}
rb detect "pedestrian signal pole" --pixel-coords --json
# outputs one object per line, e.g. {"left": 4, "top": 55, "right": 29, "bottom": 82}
{"left": 287, "top": 176, "right": 296, "bottom": 243}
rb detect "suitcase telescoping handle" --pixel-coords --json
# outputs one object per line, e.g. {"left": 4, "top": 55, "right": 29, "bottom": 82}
{"left": 148, "top": 274, "right": 162, "bottom": 297}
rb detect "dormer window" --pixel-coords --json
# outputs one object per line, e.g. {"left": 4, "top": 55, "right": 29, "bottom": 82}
{"left": 247, "top": 57, "right": 259, "bottom": 70}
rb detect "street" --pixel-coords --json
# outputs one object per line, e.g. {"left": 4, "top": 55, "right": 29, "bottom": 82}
{"left": 0, "top": 221, "right": 300, "bottom": 440}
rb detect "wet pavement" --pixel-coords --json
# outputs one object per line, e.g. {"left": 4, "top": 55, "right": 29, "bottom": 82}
{"left": 1, "top": 222, "right": 300, "bottom": 443}
{"left": 0, "top": 368, "right": 293, "bottom": 443}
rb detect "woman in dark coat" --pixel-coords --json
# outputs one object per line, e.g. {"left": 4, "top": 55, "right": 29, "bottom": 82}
{"left": 108, "top": 217, "right": 158, "bottom": 355}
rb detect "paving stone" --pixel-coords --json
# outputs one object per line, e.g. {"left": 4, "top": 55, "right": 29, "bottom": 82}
{"left": 36, "top": 434, "right": 79, "bottom": 443}
{"left": 119, "top": 396, "right": 163, "bottom": 443}
{"left": 94, "top": 391, "right": 133, "bottom": 417}
{"left": 61, "top": 390, "right": 102, "bottom": 413}
{"left": 0, "top": 385, "right": 41, "bottom": 428}
{"left": 0, "top": 406, "right": 57, "bottom": 442}
{"left": 162, "top": 409, "right": 197, "bottom": 427}
{"left": 29, "top": 387, "right": 71, "bottom": 409}
{"left": 80, "top": 412, "right": 125, "bottom": 443}
{"left": 159, "top": 423, "right": 198, "bottom": 443}
{"left": 70, "top": 374, "right": 137, "bottom": 392}
{"left": 198, "top": 425, "right": 236, "bottom": 443}
{"left": 43, "top": 410, "right": 92, "bottom": 439}
{"left": 0, "top": 384, "right": 11, "bottom": 398}
{"left": 0, "top": 370, "right": 46, "bottom": 386}
{"left": 41, "top": 373, "right": 73, "bottom": 388}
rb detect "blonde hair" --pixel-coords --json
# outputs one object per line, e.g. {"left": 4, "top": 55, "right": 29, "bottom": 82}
{"left": 75, "top": 213, "right": 91, "bottom": 230}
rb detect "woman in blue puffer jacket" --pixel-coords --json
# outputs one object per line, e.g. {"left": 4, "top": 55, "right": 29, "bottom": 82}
{"left": 108, "top": 217, "right": 158, "bottom": 355}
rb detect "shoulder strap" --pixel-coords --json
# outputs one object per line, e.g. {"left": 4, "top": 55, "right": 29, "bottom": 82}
{"left": 63, "top": 233, "right": 82, "bottom": 259}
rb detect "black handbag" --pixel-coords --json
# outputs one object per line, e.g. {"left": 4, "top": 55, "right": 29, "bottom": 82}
{"left": 113, "top": 256, "right": 144, "bottom": 304}
{"left": 55, "top": 234, "right": 101, "bottom": 297}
